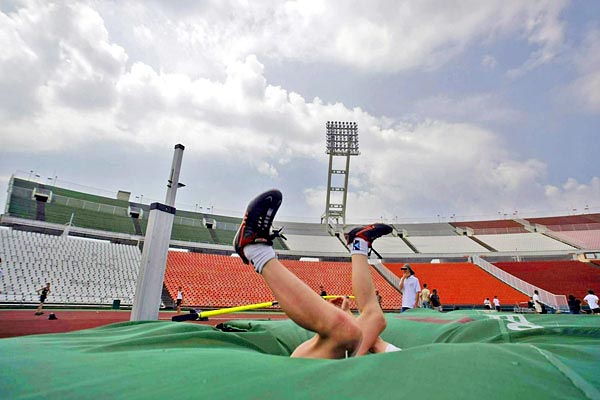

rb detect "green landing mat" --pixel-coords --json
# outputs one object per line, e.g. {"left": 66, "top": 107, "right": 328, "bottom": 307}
{"left": 1, "top": 310, "right": 599, "bottom": 399}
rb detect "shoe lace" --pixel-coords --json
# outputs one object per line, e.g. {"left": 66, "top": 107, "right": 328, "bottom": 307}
{"left": 256, "top": 208, "right": 276, "bottom": 231}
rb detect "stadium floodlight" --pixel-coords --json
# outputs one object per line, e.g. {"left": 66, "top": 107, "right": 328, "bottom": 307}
{"left": 325, "top": 121, "right": 359, "bottom": 156}
{"left": 322, "top": 121, "right": 359, "bottom": 227}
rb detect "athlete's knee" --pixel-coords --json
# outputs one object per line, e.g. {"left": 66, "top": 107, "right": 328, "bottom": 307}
{"left": 330, "top": 312, "right": 362, "bottom": 348}
{"left": 372, "top": 312, "right": 387, "bottom": 334}
{"left": 362, "top": 305, "right": 387, "bottom": 333}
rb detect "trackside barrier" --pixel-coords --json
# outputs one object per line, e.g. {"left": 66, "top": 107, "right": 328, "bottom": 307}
{"left": 472, "top": 255, "right": 568, "bottom": 312}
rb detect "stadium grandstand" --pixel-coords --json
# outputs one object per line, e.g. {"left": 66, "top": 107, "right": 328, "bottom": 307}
{"left": 1, "top": 173, "right": 599, "bottom": 313}
{"left": 2, "top": 173, "right": 600, "bottom": 399}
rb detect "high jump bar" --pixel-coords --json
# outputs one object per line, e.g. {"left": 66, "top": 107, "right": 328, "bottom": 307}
{"left": 195, "top": 295, "right": 355, "bottom": 319}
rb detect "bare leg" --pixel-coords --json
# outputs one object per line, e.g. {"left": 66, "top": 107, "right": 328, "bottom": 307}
{"left": 350, "top": 254, "right": 386, "bottom": 355}
{"left": 260, "top": 258, "right": 362, "bottom": 358}
{"left": 233, "top": 189, "right": 361, "bottom": 358}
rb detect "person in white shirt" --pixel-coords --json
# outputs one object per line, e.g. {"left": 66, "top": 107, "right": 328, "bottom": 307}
{"left": 583, "top": 290, "right": 599, "bottom": 314}
{"left": 532, "top": 290, "right": 543, "bottom": 313}
{"left": 398, "top": 264, "right": 421, "bottom": 312}
{"left": 493, "top": 296, "right": 501, "bottom": 312}
{"left": 176, "top": 287, "right": 184, "bottom": 315}
{"left": 483, "top": 298, "right": 492, "bottom": 310}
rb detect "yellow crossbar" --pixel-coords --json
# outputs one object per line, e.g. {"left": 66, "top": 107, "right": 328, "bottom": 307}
{"left": 196, "top": 295, "right": 355, "bottom": 318}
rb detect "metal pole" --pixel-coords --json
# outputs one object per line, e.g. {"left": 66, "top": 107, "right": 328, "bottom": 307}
{"left": 342, "top": 153, "right": 351, "bottom": 224}
{"left": 323, "top": 153, "right": 334, "bottom": 223}
{"left": 165, "top": 144, "right": 185, "bottom": 206}
{"left": 131, "top": 144, "right": 185, "bottom": 321}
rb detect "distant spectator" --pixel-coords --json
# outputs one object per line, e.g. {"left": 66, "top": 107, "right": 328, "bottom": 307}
{"left": 583, "top": 290, "right": 599, "bottom": 315}
{"left": 319, "top": 285, "right": 327, "bottom": 297}
{"left": 0, "top": 256, "right": 2, "bottom": 294}
{"left": 493, "top": 296, "right": 501, "bottom": 312}
{"left": 532, "top": 290, "right": 543, "bottom": 314}
{"left": 398, "top": 264, "right": 421, "bottom": 312}
{"left": 35, "top": 282, "right": 51, "bottom": 316}
{"left": 375, "top": 290, "right": 382, "bottom": 309}
{"left": 567, "top": 294, "right": 581, "bottom": 314}
{"left": 483, "top": 298, "right": 492, "bottom": 310}
{"left": 430, "top": 289, "right": 442, "bottom": 312}
{"left": 176, "top": 286, "right": 184, "bottom": 315}
{"left": 419, "top": 283, "right": 431, "bottom": 309}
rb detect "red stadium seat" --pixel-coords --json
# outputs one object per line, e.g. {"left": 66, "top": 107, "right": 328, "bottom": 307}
{"left": 493, "top": 260, "right": 600, "bottom": 297}
{"left": 164, "top": 252, "right": 401, "bottom": 309}
{"left": 385, "top": 262, "right": 528, "bottom": 305}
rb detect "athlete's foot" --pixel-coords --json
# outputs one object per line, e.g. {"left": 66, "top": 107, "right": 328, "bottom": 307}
{"left": 233, "top": 189, "right": 284, "bottom": 264}
{"left": 346, "top": 223, "right": 393, "bottom": 247}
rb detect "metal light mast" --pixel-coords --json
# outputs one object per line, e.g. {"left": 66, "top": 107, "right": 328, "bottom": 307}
{"left": 321, "top": 121, "right": 359, "bottom": 227}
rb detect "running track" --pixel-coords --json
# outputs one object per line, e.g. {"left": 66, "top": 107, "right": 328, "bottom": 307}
{"left": 0, "top": 309, "right": 289, "bottom": 339}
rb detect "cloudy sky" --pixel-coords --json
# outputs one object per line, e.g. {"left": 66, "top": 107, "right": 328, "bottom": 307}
{"left": 1, "top": 0, "right": 599, "bottom": 224}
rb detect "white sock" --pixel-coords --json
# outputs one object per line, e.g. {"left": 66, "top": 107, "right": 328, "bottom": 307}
{"left": 350, "top": 238, "right": 369, "bottom": 256}
{"left": 244, "top": 244, "right": 276, "bottom": 274}
{"left": 385, "top": 343, "right": 402, "bottom": 352}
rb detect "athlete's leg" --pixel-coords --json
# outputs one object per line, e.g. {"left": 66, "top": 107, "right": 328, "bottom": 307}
{"left": 234, "top": 190, "right": 361, "bottom": 359}
{"left": 351, "top": 253, "right": 386, "bottom": 355}
{"left": 346, "top": 224, "right": 393, "bottom": 355}
{"left": 258, "top": 257, "right": 361, "bottom": 358}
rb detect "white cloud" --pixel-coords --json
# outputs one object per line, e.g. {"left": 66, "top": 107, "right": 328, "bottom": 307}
{"left": 413, "top": 94, "right": 522, "bottom": 124}
{"left": 256, "top": 161, "right": 279, "bottom": 178}
{"left": 544, "top": 177, "right": 600, "bottom": 214}
{"left": 336, "top": 120, "right": 553, "bottom": 220}
{"left": 565, "top": 28, "right": 600, "bottom": 113}
{"left": 506, "top": 1, "right": 567, "bottom": 78}
{"left": 92, "top": 0, "right": 568, "bottom": 75}
{"left": 572, "top": 71, "right": 600, "bottom": 112}
{"left": 0, "top": 2, "right": 127, "bottom": 120}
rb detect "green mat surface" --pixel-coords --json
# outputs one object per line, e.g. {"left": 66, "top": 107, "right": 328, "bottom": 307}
{"left": 1, "top": 310, "right": 599, "bottom": 399}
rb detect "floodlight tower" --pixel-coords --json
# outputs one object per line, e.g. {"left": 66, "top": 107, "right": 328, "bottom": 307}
{"left": 321, "top": 121, "right": 359, "bottom": 227}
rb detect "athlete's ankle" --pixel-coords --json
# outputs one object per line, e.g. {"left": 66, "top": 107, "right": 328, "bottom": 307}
{"left": 350, "top": 238, "right": 369, "bottom": 256}
{"left": 244, "top": 243, "right": 276, "bottom": 274}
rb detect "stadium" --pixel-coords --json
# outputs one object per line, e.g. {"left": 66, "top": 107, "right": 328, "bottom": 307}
{"left": 1, "top": 149, "right": 600, "bottom": 398}
{"left": 2, "top": 2, "right": 600, "bottom": 397}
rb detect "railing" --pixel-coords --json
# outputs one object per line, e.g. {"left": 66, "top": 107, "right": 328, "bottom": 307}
{"left": 10, "top": 186, "right": 130, "bottom": 217}
{"left": 472, "top": 227, "right": 528, "bottom": 235}
{"left": 472, "top": 255, "right": 568, "bottom": 312}
{"left": 371, "top": 260, "right": 401, "bottom": 290}
{"left": 56, "top": 195, "right": 128, "bottom": 216}
{"left": 174, "top": 216, "right": 239, "bottom": 231}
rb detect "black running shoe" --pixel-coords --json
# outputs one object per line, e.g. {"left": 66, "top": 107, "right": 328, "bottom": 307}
{"left": 233, "top": 189, "right": 283, "bottom": 264}
{"left": 345, "top": 223, "right": 393, "bottom": 247}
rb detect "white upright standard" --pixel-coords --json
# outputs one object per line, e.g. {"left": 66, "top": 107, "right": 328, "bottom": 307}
{"left": 130, "top": 144, "right": 185, "bottom": 321}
